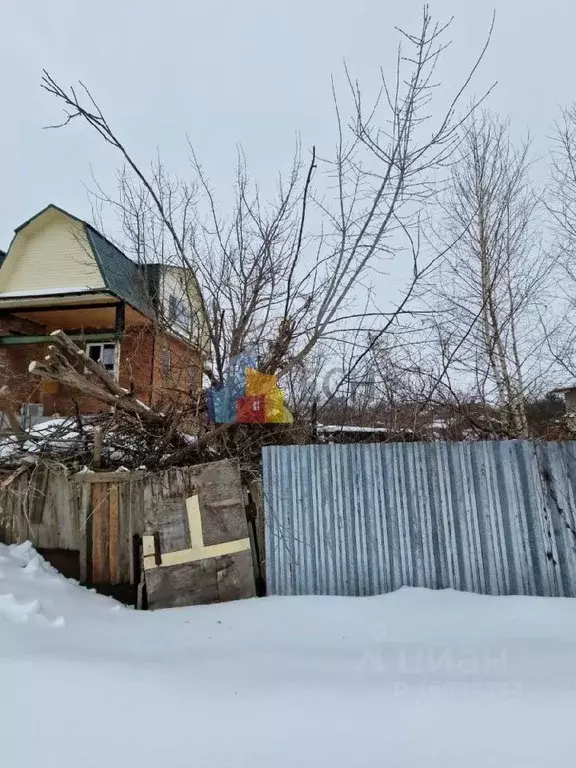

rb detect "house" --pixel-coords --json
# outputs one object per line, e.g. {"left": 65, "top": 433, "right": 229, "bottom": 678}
{"left": 0, "top": 204, "right": 206, "bottom": 423}
{"left": 551, "top": 385, "right": 576, "bottom": 414}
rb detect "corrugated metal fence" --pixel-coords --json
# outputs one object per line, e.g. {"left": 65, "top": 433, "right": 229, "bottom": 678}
{"left": 262, "top": 441, "right": 576, "bottom": 597}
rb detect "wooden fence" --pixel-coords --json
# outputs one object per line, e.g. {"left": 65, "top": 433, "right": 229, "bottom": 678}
{"left": 0, "top": 464, "right": 80, "bottom": 551}
{"left": 0, "top": 460, "right": 265, "bottom": 602}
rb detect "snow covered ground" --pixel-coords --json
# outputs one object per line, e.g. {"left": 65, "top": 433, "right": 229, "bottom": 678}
{"left": 1, "top": 542, "right": 576, "bottom": 767}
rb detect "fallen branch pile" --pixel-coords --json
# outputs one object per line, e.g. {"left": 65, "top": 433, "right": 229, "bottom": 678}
{"left": 29, "top": 330, "right": 173, "bottom": 428}
{"left": 0, "top": 330, "right": 302, "bottom": 473}
{"left": 0, "top": 329, "right": 212, "bottom": 471}
{"left": 0, "top": 411, "right": 200, "bottom": 471}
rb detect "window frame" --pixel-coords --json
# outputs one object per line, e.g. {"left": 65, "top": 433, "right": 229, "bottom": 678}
{"left": 85, "top": 341, "right": 118, "bottom": 378}
{"left": 167, "top": 293, "right": 192, "bottom": 333}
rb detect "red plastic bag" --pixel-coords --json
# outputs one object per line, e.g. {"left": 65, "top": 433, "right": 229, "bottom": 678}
{"left": 236, "top": 395, "right": 265, "bottom": 423}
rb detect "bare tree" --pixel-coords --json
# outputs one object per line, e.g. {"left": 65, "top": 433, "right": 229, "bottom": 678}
{"left": 547, "top": 104, "right": 576, "bottom": 383}
{"left": 428, "top": 111, "right": 551, "bottom": 437}
{"left": 550, "top": 105, "right": 576, "bottom": 249}
{"left": 40, "top": 8, "right": 493, "bottom": 438}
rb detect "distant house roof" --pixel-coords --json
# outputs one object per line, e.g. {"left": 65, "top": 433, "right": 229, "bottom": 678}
{"left": 0, "top": 250, "right": 6, "bottom": 267}
{"left": 317, "top": 424, "right": 391, "bottom": 434}
{"left": 11, "top": 204, "right": 155, "bottom": 318}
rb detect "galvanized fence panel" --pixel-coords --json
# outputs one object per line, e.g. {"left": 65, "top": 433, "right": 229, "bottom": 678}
{"left": 262, "top": 441, "right": 576, "bottom": 597}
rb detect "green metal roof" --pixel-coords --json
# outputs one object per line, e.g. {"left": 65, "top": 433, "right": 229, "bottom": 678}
{"left": 84, "top": 224, "right": 155, "bottom": 317}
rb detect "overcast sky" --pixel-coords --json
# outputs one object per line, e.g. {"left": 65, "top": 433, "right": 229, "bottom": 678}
{"left": 1, "top": 0, "right": 572, "bottom": 268}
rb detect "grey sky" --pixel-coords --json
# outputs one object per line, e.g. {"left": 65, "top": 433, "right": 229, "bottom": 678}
{"left": 0, "top": 0, "right": 570, "bottom": 270}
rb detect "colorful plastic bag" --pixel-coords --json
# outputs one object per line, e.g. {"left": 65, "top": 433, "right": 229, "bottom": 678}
{"left": 236, "top": 395, "right": 266, "bottom": 423}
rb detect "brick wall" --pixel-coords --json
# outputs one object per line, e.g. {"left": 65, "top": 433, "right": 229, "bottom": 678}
{"left": 151, "top": 330, "right": 203, "bottom": 420}
{"left": 0, "top": 342, "right": 45, "bottom": 404}
{"left": 0, "top": 315, "right": 46, "bottom": 412}
{"left": 120, "top": 324, "right": 157, "bottom": 403}
{"left": 0, "top": 315, "right": 203, "bottom": 421}
{"left": 47, "top": 323, "right": 158, "bottom": 416}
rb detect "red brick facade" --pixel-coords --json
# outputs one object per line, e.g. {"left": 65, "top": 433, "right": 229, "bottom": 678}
{"left": 0, "top": 313, "right": 203, "bottom": 420}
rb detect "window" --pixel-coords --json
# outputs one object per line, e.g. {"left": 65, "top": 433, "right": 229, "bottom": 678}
{"left": 86, "top": 342, "right": 117, "bottom": 375}
{"left": 161, "top": 346, "right": 172, "bottom": 378}
{"left": 168, "top": 293, "right": 192, "bottom": 332}
{"left": 168, "top": 294, "right": 178, "bottom": 322}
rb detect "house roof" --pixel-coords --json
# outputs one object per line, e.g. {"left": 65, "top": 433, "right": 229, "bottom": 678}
{"left": 84, "top": 225, "right": 155, "bottom": 317}
{"left": 10, "top": 204, "right": 155, "bottom": 318}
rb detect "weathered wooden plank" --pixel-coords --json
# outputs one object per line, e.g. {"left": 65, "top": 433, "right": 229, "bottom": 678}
{"left": 90, "top": 482, "right": 102, "bottom": 581}
{"left": 130, "top": 478, "right": 145, "bottom": 538}
{"left": 91, "top": 482, "right": 110, "bottom": 583}
{"left": 117, "top": 480, "right": 129, "bottom": 584}
{"left": 248, "top": 478, "right": 265, "bottom": 582}
{"left": 0, "top": 490, "right": 6, "bottom": 542}
{"left": 216, "top": 551, "right": 256, "bottom": 602}
{"left": 142, "top": 472, "right": 155, "bottom": 532}
{"left": 28, "top": 465, "right": 49, "bottom": 526}
{"left": 146, "top": 497, "right": 189, "bottom": 552}
{"left": 128, "top": 479, "right": 143, "bottom": 584}
{"left": 78, "top": 481, "right": 92, "bottom": 583}
{"left": 143, "top": 459, "right": 256, "bottom": 609}
{"left": 54, "top": 473, "right": 75, "bottom": 550}
{"left": 2, "top": 482, "right": 17, "bottom": 545}
{"left": 7, "top": 479, "right": 21, "bottom": 544}
{"left": 0, "top": 480, "right": 18, "bottom": 544}
{"left": 11, "top": 482, "right": 21, "bottom": 543}
{"left": 108, "top": 484, "right": 120, "bottom": 584}
{"left": 196, "top": 462, "right": 245, "bottom": 546}
{"left": 18, "top": 476, "right": 32, "bottom": 544}
{"left": 68, "top": 475, "right": 81, "bottom": 550}
{"left": 40, "top": 469, "right": 59, "bottom": 550}
{"left": 71, "top": 471, "right": 144, "bottom": 483}
{"left": 145, "top": 560, "right": 220, "bottom": 609}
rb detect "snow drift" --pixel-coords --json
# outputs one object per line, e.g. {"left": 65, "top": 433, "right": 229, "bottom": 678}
{"left": 1, "top": 541, "right": 576, "bottom": 767}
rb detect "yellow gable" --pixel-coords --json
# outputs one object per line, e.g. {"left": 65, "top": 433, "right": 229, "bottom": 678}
{"left": 0, "top": 207, "right": 105, "bottom": 295}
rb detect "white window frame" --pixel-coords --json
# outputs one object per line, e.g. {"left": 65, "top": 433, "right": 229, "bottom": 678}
{"left": 86, "top": 341, "right": 119, "bottom": 380}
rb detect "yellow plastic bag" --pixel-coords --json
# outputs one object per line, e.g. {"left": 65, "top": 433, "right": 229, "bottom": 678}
{"left": 246, "top": 368, "right": 277, "bottom": 396}
{"left": 265, "top": 388, "right": 293, "bottom": 423}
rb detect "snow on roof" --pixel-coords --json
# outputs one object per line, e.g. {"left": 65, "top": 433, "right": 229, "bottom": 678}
{"left": 428, "top": 419, "right": 450, "bottom": 430}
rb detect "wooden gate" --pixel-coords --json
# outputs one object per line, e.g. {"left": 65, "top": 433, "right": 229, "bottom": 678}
{"left": 74, "top": 471, "right": 144, "bottom": 588}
